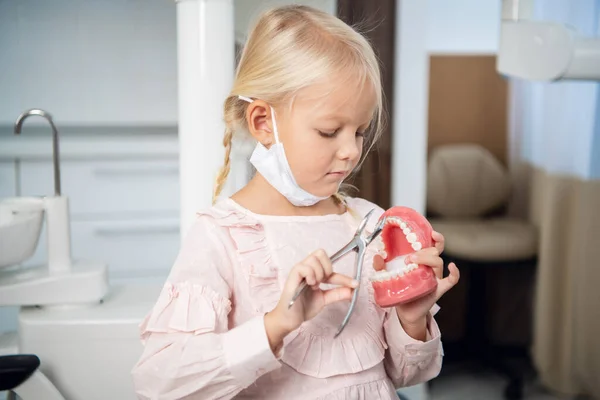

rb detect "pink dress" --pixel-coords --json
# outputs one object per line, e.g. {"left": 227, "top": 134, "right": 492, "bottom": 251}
{"left": 131, "top": 197, "right": 443, "bottom": 399}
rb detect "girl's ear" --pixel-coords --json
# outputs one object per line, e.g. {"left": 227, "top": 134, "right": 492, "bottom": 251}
{"left": 245, "top": 100, "right": 275, "bottom": 146}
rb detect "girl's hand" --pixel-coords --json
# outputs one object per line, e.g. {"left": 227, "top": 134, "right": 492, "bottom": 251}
{"left": 264, "top": 249, "right": 358, "bottom": 354}
{"left": 373, "top": 230, "right": 460, "bottom": 337}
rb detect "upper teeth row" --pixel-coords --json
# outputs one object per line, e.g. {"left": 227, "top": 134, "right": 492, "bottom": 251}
{"left": 384, "top": 217, "right": 423, "bottom": 251}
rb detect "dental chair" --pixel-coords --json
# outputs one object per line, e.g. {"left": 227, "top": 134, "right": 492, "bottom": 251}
{"left": 0, "top": 354, "right": 65, "bottom": 400}
{"left": 425, "top": 144, "right": 538, "bottom": 400}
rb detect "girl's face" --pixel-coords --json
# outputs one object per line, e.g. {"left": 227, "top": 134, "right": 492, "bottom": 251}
{"left": 275, "top": 79, "right": 377, "bottom": 197}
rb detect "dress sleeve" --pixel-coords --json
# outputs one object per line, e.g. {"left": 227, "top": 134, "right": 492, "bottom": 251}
{"left": 131, "top": 215, "right": 282, "bottom": 400}
{"left": 382, "top": 305, "right": 444, "bottom": 388}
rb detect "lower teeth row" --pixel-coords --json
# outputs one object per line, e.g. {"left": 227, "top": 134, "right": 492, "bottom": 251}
{"left": 370, "top": 262, "right": 418, "bottom": 282}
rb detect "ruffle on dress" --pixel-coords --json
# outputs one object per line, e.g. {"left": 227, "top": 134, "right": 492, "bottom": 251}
{"left": 314, "top": 378, "right": 399, "bottom": 400}
{"left": 140, "top": 281, "right": 232, "bottom": 343}
{"left": 197, "top": 203, "right": 281, "bottom": 315}
{"left": 280, "top": 286, "right": 388, "bottom": 378}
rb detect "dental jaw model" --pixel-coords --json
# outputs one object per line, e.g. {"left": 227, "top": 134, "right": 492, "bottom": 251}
{"left": 370, "top": 207, "right": 438, "bottom": 307}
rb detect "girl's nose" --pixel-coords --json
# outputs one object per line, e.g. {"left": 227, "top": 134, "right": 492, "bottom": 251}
{"left": 337, "top": 133, "right": 361, "bottom": 161}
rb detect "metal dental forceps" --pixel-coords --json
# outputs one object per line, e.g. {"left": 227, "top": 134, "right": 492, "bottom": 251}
{"left": 288, "top": 208, "right": 387, "bottom": 338}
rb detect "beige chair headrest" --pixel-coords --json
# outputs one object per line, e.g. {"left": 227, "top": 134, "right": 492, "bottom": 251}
{"left": 426, "top": 144, "right": 511, "bottom": 218}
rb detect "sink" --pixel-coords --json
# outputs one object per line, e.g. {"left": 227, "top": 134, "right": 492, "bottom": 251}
{"left": 0, "top": 198, "right": 44, "bottom": 268}
{"left": 0, "top": 196, "right": 109, "bottom": 306}
{"left": 0, "top": 110, "right": 108, "bottom": 307}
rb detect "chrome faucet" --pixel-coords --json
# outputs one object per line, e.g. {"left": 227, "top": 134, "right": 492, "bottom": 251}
{"left": 14, "top": 109, "right": 62, "bottom": 196}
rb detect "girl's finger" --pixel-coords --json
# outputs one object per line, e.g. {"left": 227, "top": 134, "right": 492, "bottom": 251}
{"left": 322, "top": 287, "right": 353, "bottom": 306}
{"left": 305, "top": 256, "right": 325, "bottom": 284}
{"left": 313, "top": 249, "right": 333, "bottom": 277}
{"left": 411, "top": 253, "right": 444, "bottom": 268}
{"left": 325, "top": 272, "right": 359, "bottom": 288}
{"left": 431, "top": 262, "right": 444, "bottom": 279}
{"left": 426, "top": 259, "right": 444, "bottom": 279}
{"left": 410, "top": 253, "right": 443, "bottom": 279}
{"left": 435, "top": 262, "right": 460, "bottom": 297}
{"left": 410, "top": 247, "right": 439, "bottom": 261}
{"left": 432, "top": 230, "right": 445, "bottom": 253}
{"left": 296, "top": 264, "right": 316, "bottom": 286}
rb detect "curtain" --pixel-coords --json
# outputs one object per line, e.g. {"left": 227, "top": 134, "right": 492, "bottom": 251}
{"left": 337, "top": 0, "right": 395, "bottom": 209}
{"left": 507, "top": 1, "right": 600, "bottom": 396}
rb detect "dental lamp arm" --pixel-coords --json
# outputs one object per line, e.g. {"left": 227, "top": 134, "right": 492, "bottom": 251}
{"left": 497, "top": 0, "right": 600, "bottom": 81}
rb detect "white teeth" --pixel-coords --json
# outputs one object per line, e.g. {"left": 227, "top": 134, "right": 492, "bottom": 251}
{"left": 406, "top": 233, "right": 417, "bottom": 243}
{"left": 385, "top": 217, "right": 401, "bottom": 226}
{"left": 372, "top": 270, "right": 401, "bottom": 281}
{"left": 370, "top": 260, "right": 420, "bottom": 282}
{"left": 380, "top": 217, "right": 423, "bottom": 272}
{"left": 371, "top": 270, "right": 394, "bottom": 282}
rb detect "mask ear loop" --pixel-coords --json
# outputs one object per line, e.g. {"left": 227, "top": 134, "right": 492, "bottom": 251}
{"left": 269, "top": 107, "right": 281, "bottom": 144}
{"left": 238, "top": 95, "right": 281, "bottom": 145}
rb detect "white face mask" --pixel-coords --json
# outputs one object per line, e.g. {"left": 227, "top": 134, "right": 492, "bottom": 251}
{"left": 239, "top": 95, "right": 330, "bottom": 207}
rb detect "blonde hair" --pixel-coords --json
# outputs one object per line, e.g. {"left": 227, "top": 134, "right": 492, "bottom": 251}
{"left": 212, "top": 5, "right": 385, "bottom": 204}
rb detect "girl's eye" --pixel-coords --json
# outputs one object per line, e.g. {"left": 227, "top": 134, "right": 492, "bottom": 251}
{"left": 317, "top": 129, "right": 366, "bottom": 138}
{"left": 318, "top": 129, "right": 339, "bottom": 138}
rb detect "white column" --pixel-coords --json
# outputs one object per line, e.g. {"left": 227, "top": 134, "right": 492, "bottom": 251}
{"left": 175, "top": 0, "right": 234, "bottom": 238}
{"left": 391, "top": 0, "right": 430, "bottom": 215}
{"left": 501, "top": 0, "right": 535, "bottom": 20}
{"left": 392, "top": 3, "right": 431, "bottom": 398}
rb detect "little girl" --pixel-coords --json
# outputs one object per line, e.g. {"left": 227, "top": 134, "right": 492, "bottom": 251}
{"left": 132, "top": 5, "right": 459, "bottom": 399}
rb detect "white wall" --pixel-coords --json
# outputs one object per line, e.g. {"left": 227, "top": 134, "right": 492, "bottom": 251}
{"left": 427, "top": 0, "right": 501, "bottom": 54}
{"left": 0, "top": 0, "right": 178, "bottom": 126}
{"left": 0, "top": 0, "right": 335, "bottom": 126}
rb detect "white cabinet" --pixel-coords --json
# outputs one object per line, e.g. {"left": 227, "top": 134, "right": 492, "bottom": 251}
{"left": 71, "top": 218, "right": 179, "bottom": 284}
{"left": 24, "top": 217, "right": 180, "bottom": 285}
{"left": 19, "top": 157, "right": 181, "bottom": 285}
{"left": 20, "top": 160, "right": 179, "bottom": 216}
{"left": 0, "top": 162, "right": 17, "bottom": 198}
{"left": 17, "top": 156, "right": 181, "bottom": 286}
